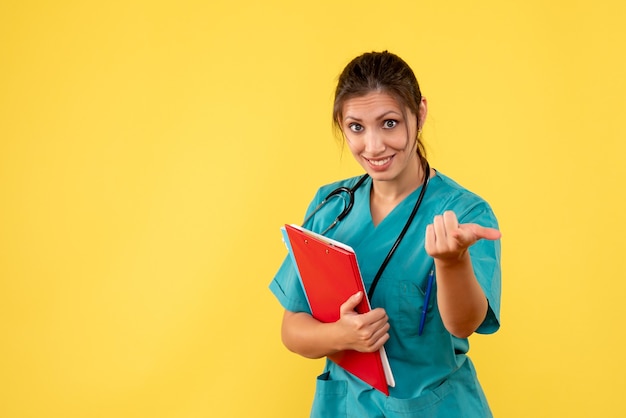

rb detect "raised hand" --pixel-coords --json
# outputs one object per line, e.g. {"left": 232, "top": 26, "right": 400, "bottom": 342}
{"left": 425, "top": 210, "right": 501, "bottom": 263}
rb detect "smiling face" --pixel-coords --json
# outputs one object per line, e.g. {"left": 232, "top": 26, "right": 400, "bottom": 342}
{"left": 340, "top": 91, "right": 426, "bottom": 186}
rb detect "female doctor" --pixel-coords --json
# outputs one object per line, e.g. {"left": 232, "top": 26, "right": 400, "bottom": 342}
{"left": 269, "top": 51, "right": 502, "bottom": 417}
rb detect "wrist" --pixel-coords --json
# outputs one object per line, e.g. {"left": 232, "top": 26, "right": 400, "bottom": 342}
{"left": 434, "top": 250, "right": 470, "bottom": 270}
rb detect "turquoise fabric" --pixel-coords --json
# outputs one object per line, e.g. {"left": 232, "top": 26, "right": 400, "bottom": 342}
{"left": 269, "top": 170, "right": 501, "bottom": 417}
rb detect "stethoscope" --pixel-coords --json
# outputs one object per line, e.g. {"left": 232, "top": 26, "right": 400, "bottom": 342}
{"left": 302, "top": 162, "right": 431, "bottom": 300}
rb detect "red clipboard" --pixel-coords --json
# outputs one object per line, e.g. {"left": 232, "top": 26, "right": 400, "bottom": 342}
{"left": 282, "top": 224, "right": 395, "bottom": 395}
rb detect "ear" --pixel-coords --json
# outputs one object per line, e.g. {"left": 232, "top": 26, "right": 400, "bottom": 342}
{"left": 417, "top": 97, "right": 428, "bottom": 131}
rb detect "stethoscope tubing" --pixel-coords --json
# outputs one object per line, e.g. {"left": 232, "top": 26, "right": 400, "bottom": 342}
{"left": 302, "top": 173, "right": 368, "bottom": 236}
{"left": 368, "top": 162, "right": 430, "bottom": 300}
{"left": 302, "top": 161, "right": 431, "bottom": 301}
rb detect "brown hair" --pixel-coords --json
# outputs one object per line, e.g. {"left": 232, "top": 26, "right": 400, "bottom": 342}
{"left": 333, "top": 51, "right": 427, "bottom": 161}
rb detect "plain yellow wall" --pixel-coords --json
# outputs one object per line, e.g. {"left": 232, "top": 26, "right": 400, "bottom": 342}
{"left": 2, "top": 1, "right": 625, "bottom": 417}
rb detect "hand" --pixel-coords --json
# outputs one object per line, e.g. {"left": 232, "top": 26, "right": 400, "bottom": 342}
{"left": 425, "top": 210, "right": 501, "bottom": 264}
{"left": 335, "top": 291, "right": 390, "bottom": 353}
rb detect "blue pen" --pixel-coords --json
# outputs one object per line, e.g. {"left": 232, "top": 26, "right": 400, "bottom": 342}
{"left": 418, "top": 268, "right": 435, "bottom": 336}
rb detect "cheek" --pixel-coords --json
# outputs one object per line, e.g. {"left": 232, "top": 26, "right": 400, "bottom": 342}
{"left": 344, "top": 134, "right": 363, "bottom": 155}
{"left": 387, "top": 131, "right": 412, "bottom": 150}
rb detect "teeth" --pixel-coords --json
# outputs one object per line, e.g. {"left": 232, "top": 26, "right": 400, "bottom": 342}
{"left": 369, "top": 157, "right": 391, "bottom": 166}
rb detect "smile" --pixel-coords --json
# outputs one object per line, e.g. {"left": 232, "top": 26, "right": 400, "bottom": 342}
{"left": 367, "top": 156, "right": 393, "bottom": 166}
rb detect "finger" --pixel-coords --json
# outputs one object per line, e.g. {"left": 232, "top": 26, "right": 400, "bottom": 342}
{"left": 425, "top": 224, "right": 436, "bottom": 254}
{"left": 464, "top": 224, "right": 502, "bottom": 241}
{"left": 442, "top": 211, "right": 464, "bottom": 246}
{"left": 365, "top": 309, "right": 389, "bottom": 329}
{"left": 368, "top": 325, "right": 391, "bottom": 350}
{"left": 340, "top": 291, "right": 363, "bottom": 316}
{"left": 442, "top": 210, "right": 459, "bottom": 231}
{"left": 364, "top": 307, "right": 388, "bottom": 322}
{"left": 360, "top": 324, "right": 390, "bottom": 352}
{"left": 376, "top": 332, "right": 390, "bottom": 349}
{"left": 432, "top": 214, "right": 447, "bottom": 244}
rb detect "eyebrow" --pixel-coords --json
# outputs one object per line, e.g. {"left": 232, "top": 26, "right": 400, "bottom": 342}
{"left": 343, "top": 110, "right": 403, "bottom": 122}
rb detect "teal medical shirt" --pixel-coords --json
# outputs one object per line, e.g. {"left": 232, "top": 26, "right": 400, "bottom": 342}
{"left": 270, "top": 170, "right": 501, "bottom": 418}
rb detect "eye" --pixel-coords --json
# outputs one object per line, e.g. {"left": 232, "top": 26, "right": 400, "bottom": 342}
{"left": 383, "top": 119, "right": 398, "bottom": 129}
{"left": 348, "top": 123, "right": 364, "bottom": 133}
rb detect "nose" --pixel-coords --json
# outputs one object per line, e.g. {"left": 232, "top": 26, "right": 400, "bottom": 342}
{"left": 363, "top": 129, "right": 385, "bottom": 155}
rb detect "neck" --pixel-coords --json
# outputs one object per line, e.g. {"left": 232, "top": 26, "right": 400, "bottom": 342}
{"left": 371, "top": 157, "right": 425, "bottom": 203}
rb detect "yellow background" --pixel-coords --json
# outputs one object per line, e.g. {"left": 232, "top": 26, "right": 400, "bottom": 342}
{"left": 1, "top": 1, "right": 625, "bottom": 417}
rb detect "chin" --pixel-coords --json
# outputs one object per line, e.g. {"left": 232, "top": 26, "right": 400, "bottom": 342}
{"left": 367, "top": 171, "right": 397, "bottom": 182}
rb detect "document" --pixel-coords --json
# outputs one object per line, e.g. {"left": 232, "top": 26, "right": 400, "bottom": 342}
{"left": 281, "top": 223, "right": 395, "bottom": 395}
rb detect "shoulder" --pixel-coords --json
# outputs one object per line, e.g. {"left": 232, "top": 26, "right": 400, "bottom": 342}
{"left": 430, "top": 171, "right": 498, "bottom": 227}
{"left": 312, "top": 175, "right": 369, "bottom": 201}
{"left": 302, "top": 174, "right": 370, "bottom": 226}
{"left": 317, "top": 174, "right": 368, "bottom": 192}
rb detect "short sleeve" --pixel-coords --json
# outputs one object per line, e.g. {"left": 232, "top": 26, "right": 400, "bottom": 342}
{"left": 268, "top": 186, "right": 331, "bottom": 313}
{"left": 269, "top": 255, "right": 311, "bottom": 313}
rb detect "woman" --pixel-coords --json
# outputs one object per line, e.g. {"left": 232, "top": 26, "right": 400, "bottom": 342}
{"left": 269, "top": 51, "right": 502, "bottom": 417}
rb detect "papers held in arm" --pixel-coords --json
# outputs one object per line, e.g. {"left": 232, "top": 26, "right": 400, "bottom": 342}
{"left": 281, "top": 223, "right": 395, "bottom": 396}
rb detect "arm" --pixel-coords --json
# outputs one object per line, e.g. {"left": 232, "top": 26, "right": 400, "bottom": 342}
{"left": 425, "top": 210, "right": 501, "bottom": 338}
{"left": 281, "top": 291, "right": 390, "bottom": 359}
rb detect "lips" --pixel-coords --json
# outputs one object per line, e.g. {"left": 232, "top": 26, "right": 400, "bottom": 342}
{"left": 368, "top": 157, "right": 391, "bottom": 166}
{"left": 365, "top": 155, "right": 394, "bottom": 170}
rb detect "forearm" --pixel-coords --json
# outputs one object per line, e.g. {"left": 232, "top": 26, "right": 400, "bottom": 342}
{"left": 435, "top": 252, "right": 488, "bottom": 338}
{"left": 281, "top": 310, "right": 343, "bottom": 359}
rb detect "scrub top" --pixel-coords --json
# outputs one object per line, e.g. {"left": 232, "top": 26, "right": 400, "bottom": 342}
{"left": 269, "top": 170, "right": 501, "bottom": 418}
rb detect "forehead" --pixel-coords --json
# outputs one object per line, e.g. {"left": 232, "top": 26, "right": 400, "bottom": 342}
{"left": 341, "top": 91, "right": 406, "bottom": 119}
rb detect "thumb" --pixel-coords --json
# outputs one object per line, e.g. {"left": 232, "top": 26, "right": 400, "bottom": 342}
{"left": 465, "top": 224, "right": 502, "bottom": 241}
{"left": 340, "top": 291, "right": 363, "bottom": 316}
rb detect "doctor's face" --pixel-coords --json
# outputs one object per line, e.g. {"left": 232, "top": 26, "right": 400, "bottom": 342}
{"left": 339, "top": 91, "right": 422, "bottom": 184}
